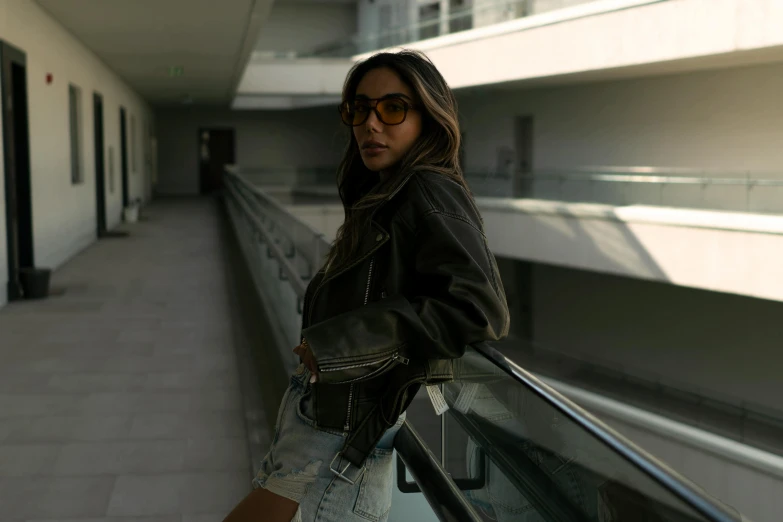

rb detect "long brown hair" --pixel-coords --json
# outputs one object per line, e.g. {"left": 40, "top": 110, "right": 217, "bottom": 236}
{"left": 324, "top": 49, "right": 470, "bottom": 274}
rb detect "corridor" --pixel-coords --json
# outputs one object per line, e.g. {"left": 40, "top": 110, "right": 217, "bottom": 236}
{"left": 0, "top": 199, "right": 258, "bottom": 521}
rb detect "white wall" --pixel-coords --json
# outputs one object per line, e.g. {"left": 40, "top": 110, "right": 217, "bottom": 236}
{"left": 531, "top": 263, "right": 783, "bottom": 415}
{"left": 458, "top": 61, "right": 783, "bottom": 177}
{"left": 254, "top": 3, "right": 357, "bottom": 54}
{"left": 155, "top": 107, "right": 345, "bottom": 195}
{"left": 482, "top": 198, "right": 783, "bottom": 300}
{"left": 0, "top": 0, "right": 153, "bottom": 308}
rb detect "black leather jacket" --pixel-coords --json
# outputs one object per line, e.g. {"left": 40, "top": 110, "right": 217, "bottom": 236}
{"left": 300, "top": 169, "right": 510, "bottom": 467}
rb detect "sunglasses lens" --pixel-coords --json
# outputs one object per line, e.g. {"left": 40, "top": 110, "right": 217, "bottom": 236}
{"left": 377, "top": 99, "right": 407, "bottom": 125}
{"left": 339, "top": 103, "right": 360, "bottom": 126}
{"left": 340, "top": 99, "right": 408, "bottom": 126}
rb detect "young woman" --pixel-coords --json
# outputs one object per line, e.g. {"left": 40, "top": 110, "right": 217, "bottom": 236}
{"left": 223, "top": 49, "right": 510, "bottom": 522}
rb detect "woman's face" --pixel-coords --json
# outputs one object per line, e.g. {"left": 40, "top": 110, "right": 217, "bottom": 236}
{"left": 352, "top": 67, "right": 422, "bottom": 176}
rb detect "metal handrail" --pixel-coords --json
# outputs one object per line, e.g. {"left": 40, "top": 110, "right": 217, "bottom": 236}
{"left": 465, "top": 168, "right": 783, "bottom": 187}
{"left": 226, "top": 167, "right": 329, "bottom": 275}
{"left": 224, "top": 168, "right": 742, "bottom": 522}
{"left": 226, "top": 166, "right": 327, "bottom": 239}
{"left": 252, "top": 167, "right": 783, "bottom": 188}
{"left": 394, "top": 422, "right": 483, "bottom": 522}
{"left": 224, "top": 177, "right": 308, "bottom": 299}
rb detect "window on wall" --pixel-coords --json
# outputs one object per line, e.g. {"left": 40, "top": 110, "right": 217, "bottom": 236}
{"left": 449, "top": 0, "right": 473, "bottom": 33}
{"left": 378, "top": 5, "right": 394, "bottom": 48}
{"left": 419, "top": 3, "right": 441, "bottom": 40}
{"left": 131, "top": 115, "right": 137, "bottom": 173}
{"left": 68, "top": 84, "right": 83, "bottom": 184}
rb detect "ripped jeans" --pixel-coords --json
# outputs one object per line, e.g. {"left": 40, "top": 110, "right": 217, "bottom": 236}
{"left": 253, "top": 364, "right": 405, "bottom": 522}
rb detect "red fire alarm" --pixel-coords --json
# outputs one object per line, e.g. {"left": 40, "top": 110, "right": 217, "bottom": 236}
{"left": 46, "top": 73, "right": 53, "bottom": 84}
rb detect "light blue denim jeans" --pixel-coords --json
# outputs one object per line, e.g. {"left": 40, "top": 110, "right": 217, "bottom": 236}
{"left": 253, "top": 364, "right": 405, "bottom": 522}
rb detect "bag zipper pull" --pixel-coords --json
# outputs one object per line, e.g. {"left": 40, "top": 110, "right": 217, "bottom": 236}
{"left": 392, "top": 353, "right": 409, "bottom": 365}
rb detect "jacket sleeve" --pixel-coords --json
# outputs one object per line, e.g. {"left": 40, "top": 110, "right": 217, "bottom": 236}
{"left": 302, "top": 209, "right": 510, "bottom": 384}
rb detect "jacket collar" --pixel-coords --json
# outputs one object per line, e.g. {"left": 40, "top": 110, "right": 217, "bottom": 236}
{"left": 369, "top": 169, "right": 417, "bottom": 220}
{"left": 386, "top": 169, "right": 417, "bottom": 201}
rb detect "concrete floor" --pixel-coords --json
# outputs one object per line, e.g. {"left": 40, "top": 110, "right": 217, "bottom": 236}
{"left": 0, "top": 198, "right": 255, "bottom": 521}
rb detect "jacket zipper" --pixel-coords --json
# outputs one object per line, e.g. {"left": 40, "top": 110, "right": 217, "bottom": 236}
{"left": 364, "top": 258, "right": 375, "bottom": 305}
{"left": 326, "top": 353, "right": 410, "bottom": 385}
{"left": 320, "top": 350, "right": 409, "bottom": 373}
{"left": 345, "top": 257, "right": 375, "bottom": 431}
{"left": 342, "top": 255, "right": 375, "bottom": 431}
{"left": 307, "top": 233, "right": 386, "bottom": 329}
{"left": 320, "top": 351, "right": 410, "bottom": 374}
{"left": 344, "top": 384, "right": 354, "bottom": 431}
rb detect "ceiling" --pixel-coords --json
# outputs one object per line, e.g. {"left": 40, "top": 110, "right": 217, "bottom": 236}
{"left": 35, "top": 0, "right": 273, "bottom": 107}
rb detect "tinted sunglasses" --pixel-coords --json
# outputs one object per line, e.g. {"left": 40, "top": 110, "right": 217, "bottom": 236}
{"left": 339, "top": 96, "right": 417, "bottom": 127}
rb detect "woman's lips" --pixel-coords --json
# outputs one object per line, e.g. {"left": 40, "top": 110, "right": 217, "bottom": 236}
{"left": 363, "top": 146, "right": 387, "bottom": 156}
{"left": 362, "top": 141, "right": 388, "bottom": 156}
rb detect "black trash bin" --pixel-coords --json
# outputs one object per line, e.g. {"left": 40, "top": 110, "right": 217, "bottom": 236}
{"left": 19, "top": 267, "right": 51, "bottom": 300}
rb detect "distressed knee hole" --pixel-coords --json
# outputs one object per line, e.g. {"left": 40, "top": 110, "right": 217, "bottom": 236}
{"left": 254, "top": 460, "right": 323, "bottom": 502}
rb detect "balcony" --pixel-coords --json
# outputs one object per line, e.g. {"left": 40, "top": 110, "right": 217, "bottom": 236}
{"left": 236, "top": 0, "right": 783, "bottom": 108}
{"left": 238, "top": 0, "right": 726, "bottom": 107}
{"left": 238, "top": 165, "right": 783, "bottom": 303}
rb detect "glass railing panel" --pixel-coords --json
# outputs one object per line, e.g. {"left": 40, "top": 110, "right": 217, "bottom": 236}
{"left": 433, "top": 346, "right": 742, "bottom": 522}
{"left": 494, "top": 336, "right": 783, "bottom": 458}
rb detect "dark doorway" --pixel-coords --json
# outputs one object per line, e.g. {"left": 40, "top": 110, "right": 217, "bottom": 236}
{"left": 513, "top": 115, "right": 533, "bottom": 198}
{"left": 120, "top": 106, "right": 129, "bottom": 212}
{"left": 1, "top": 42, "right": 33, "bottom": 302}
{"left": 198, "top": 128, "right": 235, "bottom": 194}
{"left": 93, "top": 93, "right": 107, "bottom": 236}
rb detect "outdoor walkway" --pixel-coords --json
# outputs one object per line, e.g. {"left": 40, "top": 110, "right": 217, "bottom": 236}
{"left": 0, "top": 198, "right": 255, "bottom": 521}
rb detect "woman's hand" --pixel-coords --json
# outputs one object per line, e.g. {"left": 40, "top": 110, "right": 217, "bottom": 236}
{"left": 293, "top": 341, "right": 319, "bottom": 383}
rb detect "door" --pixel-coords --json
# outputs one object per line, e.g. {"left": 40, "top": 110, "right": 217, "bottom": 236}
{"left": 119, "top": 106, "right": 129, "bottom": 212}
{"left": 198, "top": 128, "right": 235, "bottom": 194}
{"left": 93, "top": 93, "right": 107, "bottom": 236}
{"left": 513, "top": 115, "right": 533, "bottom": 198}
{"left": 1, "top": 41, "right": 33, "bottom": 302}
